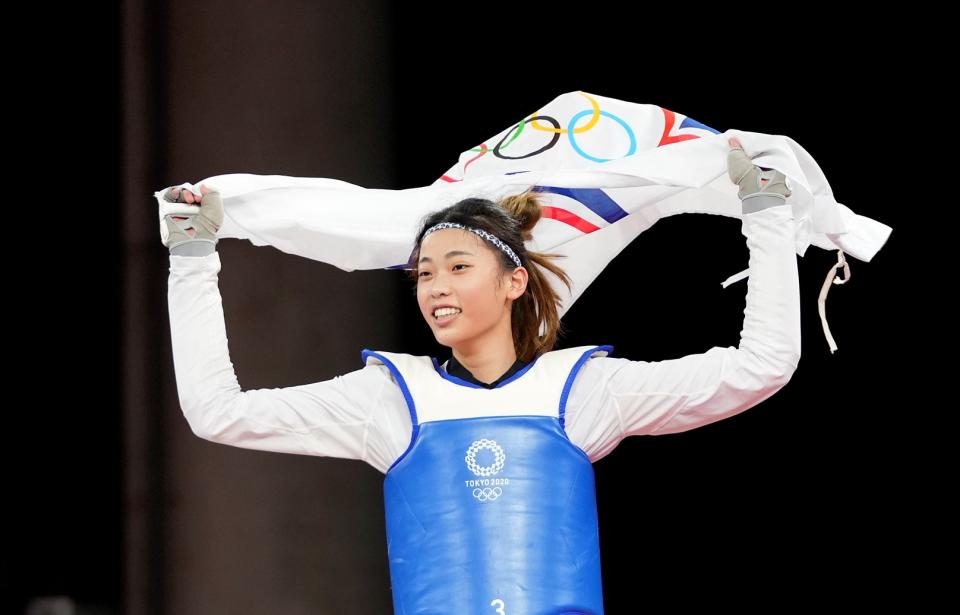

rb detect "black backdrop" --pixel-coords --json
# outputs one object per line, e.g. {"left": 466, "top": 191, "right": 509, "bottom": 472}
{"left": 7, "top": 2, "right": 927, "bottom": 613}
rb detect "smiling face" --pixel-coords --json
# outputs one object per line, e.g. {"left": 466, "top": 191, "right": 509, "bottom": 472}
{"left": 416, "top": 227, "right": 527, "bottom": 355}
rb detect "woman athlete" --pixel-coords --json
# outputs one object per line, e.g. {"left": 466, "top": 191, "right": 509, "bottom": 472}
{"left": 160, "top": 137, "right": 799, "bottom": 615}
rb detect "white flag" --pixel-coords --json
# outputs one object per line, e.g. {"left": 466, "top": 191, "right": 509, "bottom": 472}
{"left": 154, "top": 90, "right": 892, "bottom": 350}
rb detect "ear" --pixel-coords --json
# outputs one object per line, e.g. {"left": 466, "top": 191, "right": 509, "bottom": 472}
{"left": 507, "top": 266, "right": 529, "bottom": 299}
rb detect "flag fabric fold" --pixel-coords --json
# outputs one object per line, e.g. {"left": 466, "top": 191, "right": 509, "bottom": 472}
{"left": 154, "top": 90, "right": 892, "bottom": 353}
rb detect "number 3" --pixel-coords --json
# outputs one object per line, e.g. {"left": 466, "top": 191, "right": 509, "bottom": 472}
{"left": 490, "top": 598, "right": 506, "bottom": 614}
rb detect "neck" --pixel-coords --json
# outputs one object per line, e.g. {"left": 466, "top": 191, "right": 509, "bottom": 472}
{"left": 451, "top": 345, "right": 518, "bottom": 385}
{"left": 446, "top": 297, "right": 519, "bottom": 384}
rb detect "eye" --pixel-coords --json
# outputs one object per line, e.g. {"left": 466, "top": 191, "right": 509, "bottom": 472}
{"left": 418, "top": 264, "right": 468, "bottom": 278}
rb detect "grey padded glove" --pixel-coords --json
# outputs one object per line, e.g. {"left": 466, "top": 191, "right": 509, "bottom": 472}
{"left": 727, "top": 137, "right": 793, "bottom": 214}
{"left": 159, "top": 184, "right": 223, "bottom": 256}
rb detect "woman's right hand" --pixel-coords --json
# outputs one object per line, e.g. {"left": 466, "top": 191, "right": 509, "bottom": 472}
{"left": 159, "top": 183, "right": 224, "bottom": 252}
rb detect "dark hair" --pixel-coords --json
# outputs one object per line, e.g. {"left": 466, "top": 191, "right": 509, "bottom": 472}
{"left": 406, "top": 187, "right": 573, "bottom": 363}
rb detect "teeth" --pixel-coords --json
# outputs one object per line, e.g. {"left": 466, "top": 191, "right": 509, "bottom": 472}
{"left": 433, "top": 308, "right": 461, "bottom": 318}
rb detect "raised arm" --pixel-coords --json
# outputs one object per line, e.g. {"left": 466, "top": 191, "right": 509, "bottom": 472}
{"left": 573, "top": 138, "right": 802, "bottom": 446}
{"left": 161, "top": 185, "right": 397, "bottom": 470}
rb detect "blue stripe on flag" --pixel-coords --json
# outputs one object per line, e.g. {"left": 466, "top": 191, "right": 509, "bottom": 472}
{"left": 532, "top": 186, "right": 628, "bottom": 224}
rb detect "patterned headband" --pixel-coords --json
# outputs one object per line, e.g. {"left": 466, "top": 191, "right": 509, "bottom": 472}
{"left": 422, "top": 222, "right": 523, "bottom": 269}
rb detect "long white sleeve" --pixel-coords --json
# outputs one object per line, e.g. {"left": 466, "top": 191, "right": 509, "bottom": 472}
{"left": 167, "top": 251, "right": 396, "bottom": 468}
{"left": 166, "top": 202, "right": 801, "bottom": 472}
{"left": 564, "top": 203, "right": 801, "bottom": 459}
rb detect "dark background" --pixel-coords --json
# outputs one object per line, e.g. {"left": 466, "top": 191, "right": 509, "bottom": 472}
{"left": 7, "top": 2, "right": 930, "bottom": 613}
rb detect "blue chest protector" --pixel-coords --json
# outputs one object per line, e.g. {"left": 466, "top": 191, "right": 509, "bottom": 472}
{"left": 361, "top": 344, "right": 614, "bottom": 615}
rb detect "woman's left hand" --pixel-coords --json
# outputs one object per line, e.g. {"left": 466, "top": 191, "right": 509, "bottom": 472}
{"left": 727, "top": 137, "right": 792, "bottom": 201}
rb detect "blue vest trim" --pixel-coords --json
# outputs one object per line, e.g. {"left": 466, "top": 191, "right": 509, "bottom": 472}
{"left": 559, "top": 344, "right": 615, "bottom": 431}
{"left": 361, "top": 349, "right": 421, "bottom": 474}
{"left": 431, "top": 354, "right": 542, "bottom": 389}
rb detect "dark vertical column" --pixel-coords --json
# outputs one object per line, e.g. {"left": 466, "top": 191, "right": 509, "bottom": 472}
{"left": 122, "top": 1, "right": 398, "bottom": 613}
{"left": 121, "top": 0, "right": 170, "bottom": 613}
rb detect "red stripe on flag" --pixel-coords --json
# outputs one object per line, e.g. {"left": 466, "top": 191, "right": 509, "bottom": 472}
{"left": 541, "top": 205, "right": 601, "bottom": 234}
{"left": 658, "top": 107, "right": 700, "bottom": 146}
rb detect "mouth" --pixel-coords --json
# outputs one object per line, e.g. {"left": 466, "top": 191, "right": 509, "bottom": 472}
{"left": 432, "top": 308, "right": 461, "bottom": 325}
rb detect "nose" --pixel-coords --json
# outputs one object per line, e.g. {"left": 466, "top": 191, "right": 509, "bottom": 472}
{"left": 428, "top": 272, "right": 451, "bottom": 296}
{"left": 428, "top": 286, "right": 453, "bottom": 308}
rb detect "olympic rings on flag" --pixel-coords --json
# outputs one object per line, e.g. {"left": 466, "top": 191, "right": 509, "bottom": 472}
{"left": 467, "top": 91, "right": 637, "bottom": 164}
